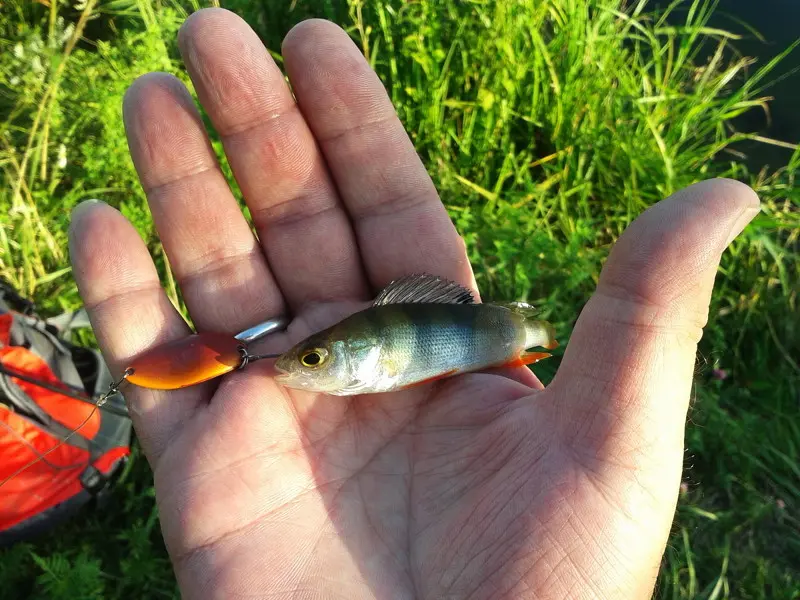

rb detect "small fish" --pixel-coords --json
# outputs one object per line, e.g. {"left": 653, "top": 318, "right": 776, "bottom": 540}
{"left": 274, "top": 274, "right": 558, "bottom": 395}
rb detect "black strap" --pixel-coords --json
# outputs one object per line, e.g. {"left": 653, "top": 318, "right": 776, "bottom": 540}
{"left": 79, "top": 465, "right": 107, "bottom": 494}
{"left": 0, "top": 277, "right": 36, "bottom": 316}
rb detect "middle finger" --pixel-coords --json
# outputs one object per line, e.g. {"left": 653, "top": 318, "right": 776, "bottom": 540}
{"left": 122, "top": 73, "right": 283, "bottom": 334}
{"left": 177, "top": 8, "right": 370, "bottom": 310}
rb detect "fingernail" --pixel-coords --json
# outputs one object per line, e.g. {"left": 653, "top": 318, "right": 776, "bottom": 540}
{"left": 71, "top": 198, "right": 106, "bottom": 217}
{"left": 725, "top": 205, "right": 760, "bottom": 247}
{"left": 69, "top": 200, "right": 109, "bottom": 241}
{"left": 72, "top": 198, "right": 102, "bottom": 209}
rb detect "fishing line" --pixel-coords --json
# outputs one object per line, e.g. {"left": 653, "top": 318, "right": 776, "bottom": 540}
{"left": 236, "top": 347, "right": 282, "bottom": 369}
{"left": 0, "top": 419, "right": 90, "bottom": 473}
{"left": 0, "top": 369, "right": 131, "bottom": 490}
{"left": 0, "top": 362, "right": 129, "bottom": 417}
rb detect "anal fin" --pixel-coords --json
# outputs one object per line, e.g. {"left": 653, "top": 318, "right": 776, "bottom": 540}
{"left": 503, "top": 351, "right": 552, "bottom": 367}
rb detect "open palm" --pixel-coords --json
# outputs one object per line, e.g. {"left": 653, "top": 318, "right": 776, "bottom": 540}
{"left": 69, "top": 10, "right": 759, "bottom": 599}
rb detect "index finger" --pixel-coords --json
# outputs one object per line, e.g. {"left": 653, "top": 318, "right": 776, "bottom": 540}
{"left": 69, "top": 201, "right": 213, "bottom": 464}
{"left": 281, "top": 20, "right": 478, "bottom": 294}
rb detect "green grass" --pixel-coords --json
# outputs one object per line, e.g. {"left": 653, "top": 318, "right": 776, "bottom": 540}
{"left": 1, "top": 0, "right": 798, "bottom": 597}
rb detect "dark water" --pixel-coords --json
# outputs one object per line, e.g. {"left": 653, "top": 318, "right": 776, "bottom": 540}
{"left": 665, "top": 0, "right": 800, "bottom": 171}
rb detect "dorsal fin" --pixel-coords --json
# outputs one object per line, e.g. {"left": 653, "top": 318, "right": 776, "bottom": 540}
{"left": 493, "top": 301, "right": 540, "bottom": 318}
{"left": 373, "top": 274, "right": 475, "bottom": 306}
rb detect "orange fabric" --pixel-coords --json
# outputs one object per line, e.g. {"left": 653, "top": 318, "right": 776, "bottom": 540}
{"left": 0, "top": 406, "right": 89, "bottom": 530}
{"left": 0, "top": 313, "right": 11, "bottom": 346}
{"left": 0, "top": 408, "right": 130, "bottom": 531}
{"left": 0, "top": 346, "right": 100, "bottom": 439}
{"left": 93, "top": 446, "right": 129, "bottom": 474}
{"left": 0, "top": 313, "right": 131, "bottom": 533}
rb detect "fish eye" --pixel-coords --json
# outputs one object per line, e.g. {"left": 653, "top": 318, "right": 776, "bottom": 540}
{"left": 300, "top": 348, "right": 327, "bottom": 368}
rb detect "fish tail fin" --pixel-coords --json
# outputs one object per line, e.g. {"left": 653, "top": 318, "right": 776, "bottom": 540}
{"left": 496, "top": 302, "right": 558, "bottom": 350}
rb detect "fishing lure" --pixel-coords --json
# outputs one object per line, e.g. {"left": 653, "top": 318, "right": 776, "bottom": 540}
{"left": 90, "top": 316, "right": 287, "bottom": 399}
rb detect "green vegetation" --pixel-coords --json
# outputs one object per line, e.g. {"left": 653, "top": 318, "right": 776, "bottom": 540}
{"left": 1, "top": 0, "right": 798, "bottom": 597}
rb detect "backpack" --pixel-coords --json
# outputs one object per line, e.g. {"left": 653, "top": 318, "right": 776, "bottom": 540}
{"left": 0, "top": 279, "right": 132, "bottom": 546}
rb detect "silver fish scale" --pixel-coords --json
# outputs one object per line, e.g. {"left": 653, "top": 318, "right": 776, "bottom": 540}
{"left": 376, "top": 305, "right": 523, "bottom": 388}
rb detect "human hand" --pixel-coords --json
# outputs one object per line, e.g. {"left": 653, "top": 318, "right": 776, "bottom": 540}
{"left": 69, "top": 9, "right": 760, "bottom": 599}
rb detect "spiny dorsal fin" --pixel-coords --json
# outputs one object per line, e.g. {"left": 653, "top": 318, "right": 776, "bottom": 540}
{"left": 373, "top": 274, "right": 475, "bottom": 306}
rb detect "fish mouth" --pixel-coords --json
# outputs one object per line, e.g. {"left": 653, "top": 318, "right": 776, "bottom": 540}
{"left": 272, "top": 368, "right": 292, "bottom": 383}
{"left": 271, "top": 369, "right": 327, "bottom": 392}
{"left": 272, "top": 369, "right": 305, "bottom": 387}
{"left": 273, "top": 374, "right": 316, "bottom": 391}
{"left": 272, "top": 364, "right": 295, "bottom": 385}
{"left": 272, "top": 357, "right": 292, "bottom": 375}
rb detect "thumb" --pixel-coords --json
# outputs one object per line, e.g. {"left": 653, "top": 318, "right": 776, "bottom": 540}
{"left": 551, "top": 177, "right": 759, "bottom": 471}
